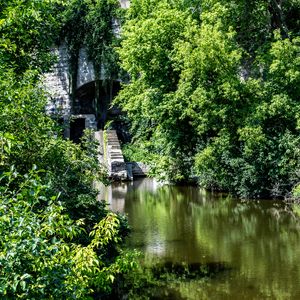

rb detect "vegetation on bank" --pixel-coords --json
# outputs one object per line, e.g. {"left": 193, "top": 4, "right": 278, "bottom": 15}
{"left": 0, "top": 0, "right": 300, "bottom": 297}
{"left": 0, "top": 0, "right": 136, "bottom": 298}
{"left": 116, "top": 0, "right": 300, "bottom": 198}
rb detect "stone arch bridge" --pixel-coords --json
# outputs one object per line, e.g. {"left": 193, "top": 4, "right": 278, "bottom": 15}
{"left": 44, "top": 0, "right": 130, "bottom": 140}
{"left": 44, "top": 45, "right": 122, "bottom": 141}
{"left": 42, "top": 0, "right": 149, "bottom": 180}
{"left": 43, "top": 44, "right": 130, "bottom": 179}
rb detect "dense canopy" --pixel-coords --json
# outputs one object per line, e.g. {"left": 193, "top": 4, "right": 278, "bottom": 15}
{"left": 117, "top": 0, "right": 300, "bottom": 198}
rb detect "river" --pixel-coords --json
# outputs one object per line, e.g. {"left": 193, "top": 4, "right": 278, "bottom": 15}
{"left": 102, "top": 178, "right": 300, "bottom": 299}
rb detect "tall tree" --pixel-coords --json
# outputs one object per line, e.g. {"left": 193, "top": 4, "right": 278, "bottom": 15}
{"left": 117, "top": 0, "right": 300, "bottom": 197}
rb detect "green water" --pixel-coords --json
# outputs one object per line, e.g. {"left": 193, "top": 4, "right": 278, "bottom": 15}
{"left": 106, "top": 178, "right": 300, "bottom": 299}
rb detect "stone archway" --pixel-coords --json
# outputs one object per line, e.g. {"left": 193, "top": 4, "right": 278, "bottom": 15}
{"left": 75, "top": 80, "right": 121, "bottom": 129}
{"left": 43, "top": 44, "right": 123, "bottom": 141}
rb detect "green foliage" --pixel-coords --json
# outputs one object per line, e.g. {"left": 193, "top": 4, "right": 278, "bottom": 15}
{"left": 0, "top": 170, "right": 136, "bottom": 299}
{"left": 0, "top": 1, "right": 135, "bottom": 298}
{"left": 0, "top": 67, "right": 55, "bottom": 172}
{"left": 62, "top": 0, "right": 122, "bottom": 77}
{"left": 122, "top": 143, "right": 150, "bottom": 163}
{"left": 62, "top": 0, "right": 123, "bottom": 118}
{"left": 0, "top": 0, "right": 65, "bottom": 73}
{"left": 292, "top": 204, "right": 300, "bottom": 218}
{"left": 117, "top": 0, "right": 300, "bottom": 197}
{"left": 293, "top": 184, "right": 300, "bottom": 199}
{"left": 0, "top": 64, "right": 106, "bottom": 214}
{"left": 84, "top": 0, "right": 121, "bottom": 76}
{"left": 116, "top": 0, "right": 198, "bottom": 182}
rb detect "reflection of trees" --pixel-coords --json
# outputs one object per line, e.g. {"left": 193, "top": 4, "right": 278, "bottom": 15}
{"left": 191, "top": 199, "right": 300, "bottom": 299}
{"left": 124, "top": 184, "right": 224, "bottom": 264}
{"left": 120, "top": 180, "right": 300, "bottom": 299}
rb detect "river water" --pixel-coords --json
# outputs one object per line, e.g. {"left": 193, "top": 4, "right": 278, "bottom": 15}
{"left": 103, "top": 178, "right": 300, "bottom": 299}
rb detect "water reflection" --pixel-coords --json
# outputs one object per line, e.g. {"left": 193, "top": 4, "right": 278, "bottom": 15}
{"left": 105, "top": 178, "right": 300, "bottom": 299}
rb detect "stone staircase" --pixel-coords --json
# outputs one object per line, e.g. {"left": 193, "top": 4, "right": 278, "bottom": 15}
{"left": 95, "top": 129, "right": 149, "bottom": 181}
{"left": 105, "top": 130, "right": 128, "bottom": 180}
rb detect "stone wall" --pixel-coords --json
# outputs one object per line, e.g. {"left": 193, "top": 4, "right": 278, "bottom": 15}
{"left": 120, "top": 0, "right": 130, "bottom": 8}
{"left": 43, "top": 0, "right": 131, "bottom": 117}
{"left": 77, "top": 48, "right": 96, "bottom": 89}
{"left": 43, "top": 44, "right": 97, "bottom": 117}
{"left": 43, "top": 44, "right": 71, "bottom": 116}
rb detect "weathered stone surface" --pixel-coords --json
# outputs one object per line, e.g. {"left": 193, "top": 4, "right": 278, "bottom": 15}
{"left": 126, "top": 162, "right": 149, "bottom": 177}
{"left": 43, "top": 44, "right": 71, "bottom": 116}
{"left": 94, "top": 130, "right": 104, "bottom": 165}
{"left": 105, "top": 130, "right": 128, "bottom": 180}
{"left": 43, "top": 0, "right": 130, "bottom": 118}
{"left": 120, "top": 0, "right": 130, "bottom": 8}
{"left": 77, "top": 48, "right": 95, "bottom": 89}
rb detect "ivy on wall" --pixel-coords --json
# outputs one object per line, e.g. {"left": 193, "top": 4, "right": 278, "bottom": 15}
{"left": 61, "top": 0, "right": 123, "bottom": 119}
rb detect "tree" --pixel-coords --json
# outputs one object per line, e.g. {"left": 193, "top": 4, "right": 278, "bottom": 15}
{"left": 116, "top": 0, "right": 198, "bottom": 181}
{"left": 0, "top": 169, "right": 136, "bottom": 299}
{"left": 117, "top": 0, "right": 300, "bottom": 197}
{"left": 0, "top": 0, "right": 64, "bottom": 74}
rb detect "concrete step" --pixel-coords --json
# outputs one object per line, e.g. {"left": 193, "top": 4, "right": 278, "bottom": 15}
{"left": 105, "top": 130, "right": 128, "bottom": 180}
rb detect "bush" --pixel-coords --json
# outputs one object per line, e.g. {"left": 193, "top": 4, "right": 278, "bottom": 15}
{"left": 0, "top": 169, "right": 137, "bottom": 299}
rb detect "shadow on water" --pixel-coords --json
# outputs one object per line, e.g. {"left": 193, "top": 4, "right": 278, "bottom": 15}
{"left": 151, "top": 261, "right": 231, "bottom": 280}
{"left": 108, "top": 260, "right": 231, "bottom": 300}
{"left": 151, "top": 262, "right": 231, "bottom": 300}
